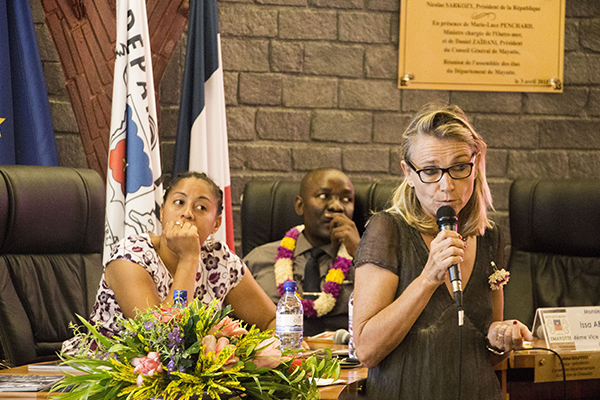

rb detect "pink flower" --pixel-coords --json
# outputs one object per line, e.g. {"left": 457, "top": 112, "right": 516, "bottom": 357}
{"left": 334, "top": 256, "right": 352, "bottom": 274}
{"left": 131, "top": 352, "right": 164, "bottom": 386}
{"left": 323, "top": 281, "right": 341, "bottom": 297}
{"left": 301, "top": 299, "right": 318, "bottom": 318}
{"left": 202, "top": 335, "right": 218, "bottom": 355}
{"left": 276, "top": 246, "right": 294, "bottom": 260}
{"left": 202, "top": 336, "right": 239, "bottom": 367}
{"left": 209, "top": 316, "right": 248, "bottom": 338}
{"left": 251, "top": 338, "right": 285, "bottom": 369}
{"left": 152, "top": 307, "right": 183, "bottom": 324}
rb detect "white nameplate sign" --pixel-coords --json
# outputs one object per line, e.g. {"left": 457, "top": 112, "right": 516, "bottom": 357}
{"left": 569, "top": 307, "right": 600, "bottom": 351}
{"left": 533, "top": 307, "right": 600, "bottom": 351}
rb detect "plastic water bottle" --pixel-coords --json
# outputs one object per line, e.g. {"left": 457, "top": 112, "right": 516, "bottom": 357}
{"left": 276, "top": 281, "right": 303, "bottom": 350}
{"left": 348, "top": 291, "right": 358, "bottom": 361}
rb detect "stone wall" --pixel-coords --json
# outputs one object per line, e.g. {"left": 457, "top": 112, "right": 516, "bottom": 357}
{"left": 31, "top": 0, "right": 600, "bottom": 251}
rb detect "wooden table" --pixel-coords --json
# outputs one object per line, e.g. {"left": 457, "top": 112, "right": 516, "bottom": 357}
{"left": 18, "top": 343, "right": 597, "bottom": 400}
{"left": 306, "top": 338, "right": 367, "bottom": 400}
{"left": 12, "top": 344, "right": 598, "bottom": 400}
{"left": 318, "top": 367, "right": 367, "bottom": 400}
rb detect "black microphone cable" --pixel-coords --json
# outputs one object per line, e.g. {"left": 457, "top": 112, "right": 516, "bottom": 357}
{"left": 457, "top": 321, "right": 462, "bottom": 400}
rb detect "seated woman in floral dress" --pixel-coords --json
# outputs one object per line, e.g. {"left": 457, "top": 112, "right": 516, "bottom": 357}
{"left": 63, "top": 172, "right": 276, "bottom": 354}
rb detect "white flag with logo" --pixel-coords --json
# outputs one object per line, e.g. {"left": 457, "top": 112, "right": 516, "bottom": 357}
{"left": 103, "top": 0, "right": 162, "bottom": 263}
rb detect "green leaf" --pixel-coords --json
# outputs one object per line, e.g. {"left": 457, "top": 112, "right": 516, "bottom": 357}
{"left": 243, "top": 361, "right": 257, "bottom": 371}
{"left": 108, "top": 344, "right": 129, "bottom": 353}
{"left": 245, "top": 343, "right": 256, "bottom": 357}
{"left": 75, "top": 314, "right": 116, "bottom": 350}
{"left": 183, "top": 340, "right": 202, "bottom": 357}
{"left": 290, "top": 369, "right": 306, "bottom": 384}
{"left": 317, "top": 358, "right": 326, "bottom": 372}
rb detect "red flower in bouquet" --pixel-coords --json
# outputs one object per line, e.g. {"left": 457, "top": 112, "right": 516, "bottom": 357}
{"left": 288, "top": 357, "right": 303, "bottom": 373}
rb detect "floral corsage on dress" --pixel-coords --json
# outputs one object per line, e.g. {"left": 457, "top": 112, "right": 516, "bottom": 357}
{"left": 488, "top": 261, "right": 510, "bottom": 290}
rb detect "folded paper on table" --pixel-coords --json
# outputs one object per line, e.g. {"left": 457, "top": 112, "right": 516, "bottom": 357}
{"left": 28, "top": 362, "right": 85, "bottom": 374}
{"left": 309, "top": 331, "right": 335, "bottom": 342}
{"left": 0, "top": 375, "right": 63, "bottom": 392}
{"left": 313, "top": 378, "right": 347, "bottom": 387}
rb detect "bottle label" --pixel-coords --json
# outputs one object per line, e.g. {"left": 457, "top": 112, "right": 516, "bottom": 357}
{"left": 174, "top": 290, "right": 187, "bottom": 307}
{"left": 276, "top": 314, "right": 303, "bottom": 332}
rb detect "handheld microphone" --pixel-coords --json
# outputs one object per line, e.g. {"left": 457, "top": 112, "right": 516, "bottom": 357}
{"left": 436, "top": 206, "right": 464, "bottom": 316}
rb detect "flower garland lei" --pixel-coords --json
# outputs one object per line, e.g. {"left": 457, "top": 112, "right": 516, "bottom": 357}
{"left": 275, "top": 225, "right": 353, "bottom": 318}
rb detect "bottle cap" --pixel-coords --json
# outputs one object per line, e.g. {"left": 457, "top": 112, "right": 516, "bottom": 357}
{"left": 174, "top": 290, "right": 188, "bottom": 307}
{"left": 283, "top": 280, "right": 297, "bottom": 292}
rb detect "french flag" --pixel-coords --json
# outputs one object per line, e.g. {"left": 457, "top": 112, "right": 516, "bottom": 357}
{"left": 173, "top": 0, "right": 234, "bottom": 251}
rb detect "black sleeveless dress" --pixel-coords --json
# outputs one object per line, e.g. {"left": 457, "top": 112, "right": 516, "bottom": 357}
{"left": 354, "top": 212, "right": 503, "bottom": 400}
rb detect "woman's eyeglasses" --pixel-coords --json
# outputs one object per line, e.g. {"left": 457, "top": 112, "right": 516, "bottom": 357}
{"left": 405, "top": 155, "right": 476, "bottom": 184}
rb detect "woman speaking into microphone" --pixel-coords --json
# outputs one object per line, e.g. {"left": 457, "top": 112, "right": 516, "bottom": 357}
{"left": 352, "top": 103, "right": 532, "bottom": 399}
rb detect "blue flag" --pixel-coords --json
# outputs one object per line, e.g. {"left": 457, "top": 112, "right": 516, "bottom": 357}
{"left": 0, "top": 0, "right": 59, "bottom": 166}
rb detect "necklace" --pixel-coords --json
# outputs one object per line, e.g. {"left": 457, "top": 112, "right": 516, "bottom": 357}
{"left": 275, "top": 225, "right": 353, "bottom": 318}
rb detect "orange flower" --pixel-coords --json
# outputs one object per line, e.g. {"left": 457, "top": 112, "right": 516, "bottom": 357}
{"left": 209, "top": 316, "right": 248, "bottom": 338}
{"left": 251, "top": 338, "right": 285, "bottom": 369}
{"left": 202, "top": 336, "right": 239, "bottom": 367}
{"left": 152, "top": 307, "right": 183, "bottom": 324}
{"left": 132, "top": 351, "right": 163, "bottom": 386}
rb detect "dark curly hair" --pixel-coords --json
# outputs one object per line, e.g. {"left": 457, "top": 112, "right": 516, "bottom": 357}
{"left": 163, "top": 171, "right": 223, "bottom": 216}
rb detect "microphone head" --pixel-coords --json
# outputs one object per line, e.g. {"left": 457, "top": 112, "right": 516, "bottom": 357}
{"left": 535, "top": 325, "right": 545, "bottom": 340}
{"left": 332, "top": 329, "right": 350, "bottom": 345}
{"left": 436, "top": 206, "right": 458, "bottom": 231}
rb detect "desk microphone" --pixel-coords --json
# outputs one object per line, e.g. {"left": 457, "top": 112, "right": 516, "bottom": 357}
{"left": 436, "top": 206, "right": 464, "bottom": 324}
{"left": 333, "top": 329, "right": 350, "bottom": 345}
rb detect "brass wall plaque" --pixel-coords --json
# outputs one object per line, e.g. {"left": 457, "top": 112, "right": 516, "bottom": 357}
{"left": 398, "top": 0, "right": 565, "bottom": 92}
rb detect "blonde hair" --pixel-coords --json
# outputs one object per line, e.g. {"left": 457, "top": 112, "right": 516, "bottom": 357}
{"left": 387, "top": 103, "right": 493, "bottom": 237}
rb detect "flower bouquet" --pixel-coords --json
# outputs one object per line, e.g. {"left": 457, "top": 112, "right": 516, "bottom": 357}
{"left": 52, "top": 299, "right": 340, "bottom": 400}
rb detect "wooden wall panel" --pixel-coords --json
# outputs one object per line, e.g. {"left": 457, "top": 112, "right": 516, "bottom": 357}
{"left": 41, "top": 0, "right": 189, "bottom": 181}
